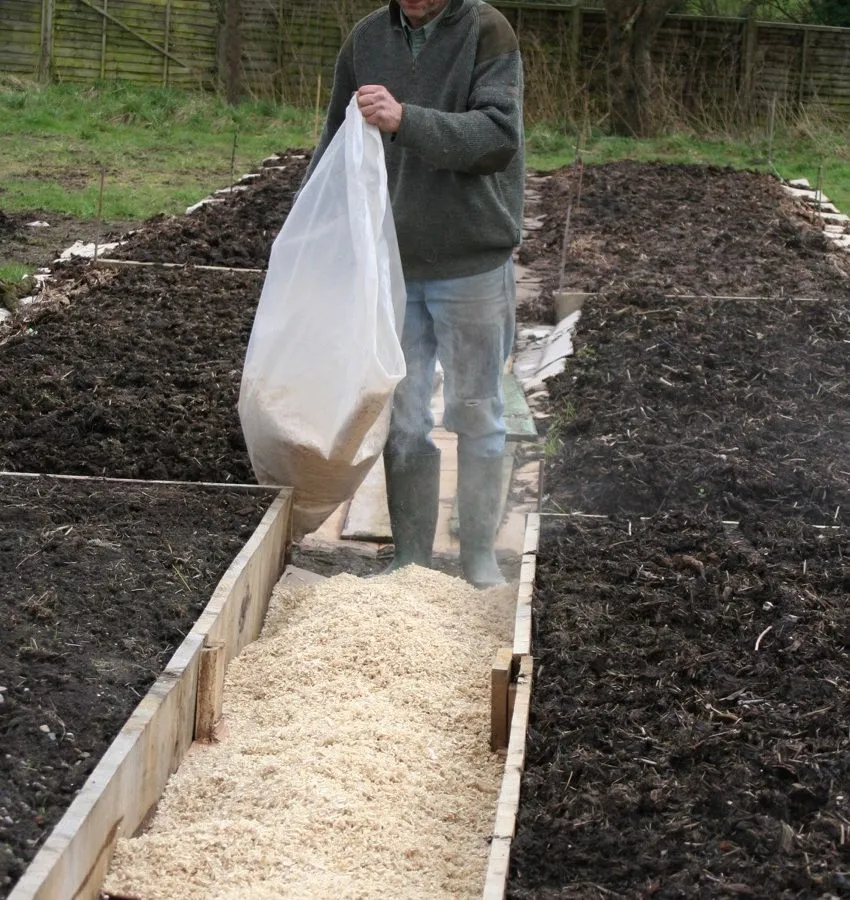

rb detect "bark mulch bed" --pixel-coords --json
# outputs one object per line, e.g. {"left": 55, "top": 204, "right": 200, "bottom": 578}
{"left": 0, "top": 477, "right": 277, "bottom": 895}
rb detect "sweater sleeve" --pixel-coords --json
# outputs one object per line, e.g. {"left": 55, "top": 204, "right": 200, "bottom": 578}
{"left": 301, "top": 36, "right": 357, "bottom": 185}
{"left": 394, "top": 7, "right": 523, "bottom": 175}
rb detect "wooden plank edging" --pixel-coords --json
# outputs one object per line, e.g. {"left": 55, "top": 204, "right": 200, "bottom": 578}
{"left": 482, "top": 655, "right": 534, "bottom": 900}
{"left": 513, "top": 512, "right": 539, "bottom": 658}
{"left": 9, "top": 488, "right": 293, "bottom": 900}
{"left": 483, "top": 510, "right": 539, "bottom": 897}
{"left": 91, "top": 258, "right": 267, "bottom": 275}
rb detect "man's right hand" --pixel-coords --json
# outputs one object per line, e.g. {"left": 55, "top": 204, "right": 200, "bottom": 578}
{"left": 356, "top": 85, "right": 403, "bottom": 134}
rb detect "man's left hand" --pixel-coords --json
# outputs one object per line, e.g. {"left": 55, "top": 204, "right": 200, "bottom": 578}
{"left": 357, "top": 85, "right": 403, "bottom": 133}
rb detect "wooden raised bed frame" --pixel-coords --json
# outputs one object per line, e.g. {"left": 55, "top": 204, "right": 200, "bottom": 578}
{"left": 484, "top": 511, "right": 539, "bottom": 899}
{"left": 10, "top": 495, "right": 538, "bottom": 900}
{"left": 9, "top": 487, "right": 293, "bottom": 900}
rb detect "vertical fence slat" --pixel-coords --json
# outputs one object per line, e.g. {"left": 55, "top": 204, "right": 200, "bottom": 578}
{"left": 570, "top": 3, "right": 581, "bottom": 90}
{"left": 799, "top": 27, "right": 810, "bottom": 103}
{"left": 163, "top": 0, "right": 172, "bottom": 87}
{"left": 99, "top": 0, "right": 107, "bottom": 80}
{"left": 742, "top": 15, "right": 758, "bottom": 101}
{"left": 38, "top": 0, "right": 55, "bottom": 81}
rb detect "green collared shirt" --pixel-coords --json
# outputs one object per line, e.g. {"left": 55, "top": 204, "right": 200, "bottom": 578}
{"left": 401, "top": 5, "right": 448, "bottom": 57}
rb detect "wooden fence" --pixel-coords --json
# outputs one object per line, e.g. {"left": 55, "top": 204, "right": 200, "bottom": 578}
{"left": 1, "top": 0, "right": 849, "bottom": 119}
{"left": 0, "top": 0, "right": 220, "bottom": 89}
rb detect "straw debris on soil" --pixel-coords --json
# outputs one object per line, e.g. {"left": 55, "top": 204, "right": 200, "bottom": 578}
{"left": 103, "top": 566, "right": 514, "bottom": 899}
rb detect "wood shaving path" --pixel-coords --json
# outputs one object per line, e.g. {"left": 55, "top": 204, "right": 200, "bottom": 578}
{"left": 104, "top": 566, "right": 515, "bottom": 900}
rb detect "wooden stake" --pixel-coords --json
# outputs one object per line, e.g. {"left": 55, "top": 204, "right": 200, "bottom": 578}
{"left": 556, "top": 153, "right": 583, "bottom": 295}
{"left": 490, "top": 647, "right": 513, "bottom": 752}
{"left": 194, "top": 640, "right": 226, "bottom": 742}
{"left": 229, "top": 131, "right": 238, "bottom": 193}
{"left": 313, "top": 72, "right": 322, "bottom": 144}
{"left": 93, "top": 165, "right": 105, "bottom": 264}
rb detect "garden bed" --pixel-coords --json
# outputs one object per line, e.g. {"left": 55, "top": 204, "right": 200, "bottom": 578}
{"left": 543, "top": 290, "right": 850, "bottom": 524}
{"left": 518, "top": 161, "right": 850, "bottom": 321}
{"left": 0, "top": 264, "right": 263, "bottom": 483}
{"left": 508, "top": 161, "right": 850, "bottom": 898}
{"left": 509, "top": 513, "right": 850, "bottom": 899}
{"left": 105, "top": 151, "right": 309, "bottom": 269}
{"left": 0, "top": 476, "right": 279, "bottom": 896}
{"left": 2, "top": 156, "right": 849, "bottom": 898}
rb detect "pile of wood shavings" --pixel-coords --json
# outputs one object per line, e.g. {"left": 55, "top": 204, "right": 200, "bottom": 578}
{"left": 103, "top": 566, "right": 515, "bottom": 899}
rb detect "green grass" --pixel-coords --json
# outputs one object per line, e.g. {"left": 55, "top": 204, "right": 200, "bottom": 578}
{"left": 0, "top": 79, "right": 317, "bottom": 221}
{"left": 1, "top": 79, "right": 848, "bottom": 222}
{"left": 542, "top": 400, "right": 577, "bottom": 457}
{"left": 0, "top": 263, "right": 33, "bottom": 282}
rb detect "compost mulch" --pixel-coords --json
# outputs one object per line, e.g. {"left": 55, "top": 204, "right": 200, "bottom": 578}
{"left": 519, "top": 161, "right": 850, "bottom": 322}
{"left": 510, "top": 513, "right": 850, "bottom": 900}
{"left": 106, "top": 150, "right": 310, "bottom": 268}
{"left": 1, "top": 157, "right": 849, "bottom": 898}
{"left": 511, "top": 161, "right": 849, "bottom": 899}
{"left": 0, "top": 263, "right": 264, "bottom": 483}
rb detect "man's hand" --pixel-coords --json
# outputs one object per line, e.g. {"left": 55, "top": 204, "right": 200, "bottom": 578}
{"left": 356, "top": 85, "right": 403, "bottom": 133}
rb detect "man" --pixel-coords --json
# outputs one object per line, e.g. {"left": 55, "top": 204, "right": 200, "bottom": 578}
{"left": 303, "top": 0, "right": 524, "bottom": 588}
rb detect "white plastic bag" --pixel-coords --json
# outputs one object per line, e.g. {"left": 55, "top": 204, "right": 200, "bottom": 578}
{"left": 238, "top": 98, "right": 406, "bottom": 538}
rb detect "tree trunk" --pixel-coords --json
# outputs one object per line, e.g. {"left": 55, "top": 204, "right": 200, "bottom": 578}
{"left": 604, "top": 0, "right": 678, "bottom": 138}
{"left": 224, "top": 0, "right": 243, "bottom": 106}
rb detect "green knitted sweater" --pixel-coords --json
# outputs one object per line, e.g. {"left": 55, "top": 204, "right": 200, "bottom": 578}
{"left": 304, "top": 0, "right": 525, "bottom": 280}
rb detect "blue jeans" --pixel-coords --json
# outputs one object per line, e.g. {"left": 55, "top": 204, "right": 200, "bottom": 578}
{"left": 386, "top": 258, "right": 516, "bottom": 460}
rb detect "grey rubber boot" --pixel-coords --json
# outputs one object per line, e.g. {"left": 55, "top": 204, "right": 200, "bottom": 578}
{"left": 457, "top": 452, "right": 506, "bottom": 589}
{"left": 382, "top": 450, "right": 441, "bottom": 574}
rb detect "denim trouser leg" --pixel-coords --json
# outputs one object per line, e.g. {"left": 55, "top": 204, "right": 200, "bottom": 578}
{"left": 386, "top": 258, "right": 516, "bottom": 460}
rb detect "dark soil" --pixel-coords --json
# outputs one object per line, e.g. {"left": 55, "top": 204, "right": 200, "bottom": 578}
{"left": 0, "top": 263, "right": 263, "bottom": 483}
{"left": 107, "top": 151, "right": 309, "bottom": 269}
{"left": 0, "top": 210, "right": 131, "bottom": 273}
{"left": 0, "top": 476, "right": 277, "bottom": 894}
{"left": 511, "top": 161, "right": 850, "bottom": 899}
{"left": 2, "top": 156, "right": 849, "bottom": 898}
{"left": 543, "top": 290, "right": 850, "bottom": 525}
{"left": 510, "top": 513, "right": 850, "bottom": 900}
{"left": 520, "top": 161, "right": 850, "bottom": 322}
